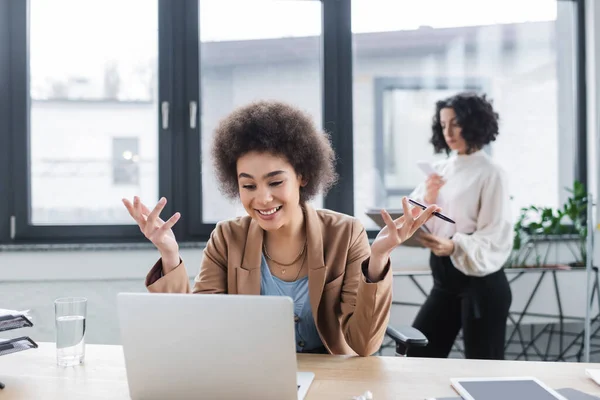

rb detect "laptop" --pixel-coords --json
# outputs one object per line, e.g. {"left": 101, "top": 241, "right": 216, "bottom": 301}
{"left": 117, "top": 292, "right": 315, "bottom": 400}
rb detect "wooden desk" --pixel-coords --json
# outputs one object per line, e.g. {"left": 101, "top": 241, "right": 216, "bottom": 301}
{"left": 1, "top": 342, "right": 599, "bottom": 399}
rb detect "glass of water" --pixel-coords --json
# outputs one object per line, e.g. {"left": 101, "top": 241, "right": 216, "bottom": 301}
{"left": 54, "top": 297, "right": 87, "bottom": 367}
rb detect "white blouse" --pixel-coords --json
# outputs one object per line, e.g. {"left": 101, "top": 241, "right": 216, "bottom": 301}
{"left": 409, "top": 150, "right": 513, "bottom": 277}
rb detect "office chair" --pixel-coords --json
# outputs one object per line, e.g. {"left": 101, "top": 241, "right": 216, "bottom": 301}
{"left": 385, "top": 325, "right": 428, "bottom": 357}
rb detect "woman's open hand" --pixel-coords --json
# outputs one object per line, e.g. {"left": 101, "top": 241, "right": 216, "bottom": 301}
{"left": 370, "top": 197, "right": 440, "bottom": 261}
{"left": 122, "top": 196, "right": 181, "bottom": 272}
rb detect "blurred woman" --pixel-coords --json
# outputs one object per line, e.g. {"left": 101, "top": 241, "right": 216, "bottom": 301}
{"left": 409, "top": 92, "right": 513, "bottom": 360}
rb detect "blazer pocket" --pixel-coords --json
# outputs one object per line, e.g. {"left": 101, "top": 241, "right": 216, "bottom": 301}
{"left": 323, "top": 272, "right": 345, "bottom": 292}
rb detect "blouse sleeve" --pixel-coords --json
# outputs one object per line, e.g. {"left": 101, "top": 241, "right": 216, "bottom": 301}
{"left": 450, "top": 166, "right": 513, "bottom": 276}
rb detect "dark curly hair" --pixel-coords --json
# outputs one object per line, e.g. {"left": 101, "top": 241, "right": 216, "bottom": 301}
{"left": 211, "top": 101, "right": 338, "bottom": 203}
{"left": 431, "top": 92, "right": 500, "bottom": 154}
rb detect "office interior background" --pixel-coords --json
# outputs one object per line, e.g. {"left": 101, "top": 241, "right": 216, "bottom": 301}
{"left": 2, "top": 0, "right": 600, "bottom": 360}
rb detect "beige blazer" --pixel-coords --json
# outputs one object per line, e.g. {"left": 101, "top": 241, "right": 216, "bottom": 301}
{"left": 145, "top": 204, "right": 393, "bottom": 356}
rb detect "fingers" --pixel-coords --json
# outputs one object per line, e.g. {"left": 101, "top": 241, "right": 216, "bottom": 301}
{"left": 140, "top": 202, "right": 152, "bottom": 216}
{"left": 134, "top": 196, "right": 144, "bottom": 225}
{"left": 398, "top": 197, "right": 415, "bottom": 233}
{"left": 410, "top": 206, "right": 421, "bottom": 218}
{"left": 426, "top": 174, "right": 445, "bottom": 186}
{"left": 156, "top": 212, "right": 181, "bottom": 235}
{"left": 380, "top": 209, "right": 398, "bottom": 233}
{"left": 401, "top": 197, "right": 414, "bottom": 221}
{"left": 413, "top": 205, "right": 439, "bottom": 228}
{"left": 123, "top": 197, "right": 180, "bottom": 248}
{"left": 122, "top": 196, "right": 169, "bottom": 230}
{"left": 141, "top": 201, "right": 166, "bottom": 226}
{"left": 425, "top": 176, "right": 444, "bottom": 195}
{"left": 122, "top": 196, "right": 145, "bottom": 228}
{"left": 144, "top": 197, "right": 167, "bottom": 236}
{"left": 122, "top": 198, "right": 135, "bottom": 216}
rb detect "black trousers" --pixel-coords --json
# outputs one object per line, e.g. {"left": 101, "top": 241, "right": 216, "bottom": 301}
{"left": 409, "top": 253, "right": 512, "bottom": 360}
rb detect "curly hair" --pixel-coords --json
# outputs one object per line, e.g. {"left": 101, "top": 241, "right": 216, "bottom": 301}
{"left": 211, "top": 101, "right": 338, "bottom": 203}
{"left": 431, "top": 92, "right": 500, "bottom": 154}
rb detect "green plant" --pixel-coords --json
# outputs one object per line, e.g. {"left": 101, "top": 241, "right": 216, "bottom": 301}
{"left": 511, "top": 180, "right": 587, "bottom": 267}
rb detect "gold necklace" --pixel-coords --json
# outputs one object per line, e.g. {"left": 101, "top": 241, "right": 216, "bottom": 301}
{"left": 290, "top": 252, "right": 307, "bottom": 281}
{"left": 263, "top": 240, "right": 307, "bottom": 270}
{"left": 267, "top": 250, "right": 307, "bottom": 280}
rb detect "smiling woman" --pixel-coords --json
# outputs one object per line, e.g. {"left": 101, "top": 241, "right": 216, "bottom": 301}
{"left": 122, "top": 100, "right": 440, "bottom": 356}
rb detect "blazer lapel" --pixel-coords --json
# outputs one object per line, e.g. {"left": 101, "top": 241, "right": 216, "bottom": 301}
{"left": 236, "top": 218, "right": 263, "bottom": 295}
{"left": 305, "top": 204, "right": 326, "bottom": 317}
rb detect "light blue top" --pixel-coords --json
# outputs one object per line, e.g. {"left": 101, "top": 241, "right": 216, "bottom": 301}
{"left": 260, "top": 254, "right": 324, "bottom": 353}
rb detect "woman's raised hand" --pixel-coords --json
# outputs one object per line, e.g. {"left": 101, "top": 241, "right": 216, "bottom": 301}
{"left": 370, "top": 197, "right": 440, "bottom": 259}
{"left": 122, "top": 196, "right": 181, "bottom": 272}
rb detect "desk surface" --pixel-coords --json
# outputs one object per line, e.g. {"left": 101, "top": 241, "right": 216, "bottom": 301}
{"left": 1, "top": 342, "right": 599, "bottom": 399}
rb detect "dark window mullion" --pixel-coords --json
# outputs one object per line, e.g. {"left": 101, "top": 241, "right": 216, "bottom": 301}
{"left": 10, "top": 0, "right": 32, "bottom": 240}
{"left": 575, "top": 0, "right": 587, "bottom": 188}
{"left": 0, "top": 0, "right": 12, "bottom": 243}
{"left": 161, "top": 0, "right": 184, "bottom": 240}
{"left": 322, "top": 0, "right": 354, "bottom": 216}
{"left": 185, "top": 0, "right": 217, "bottom": 240}
{"left": 182, "top": 0, "right": 204, "bottom": 239}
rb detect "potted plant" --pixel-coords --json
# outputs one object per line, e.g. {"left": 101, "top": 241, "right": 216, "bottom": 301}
{"left": 509, "top": 181, "right": 587, "bottom": 268}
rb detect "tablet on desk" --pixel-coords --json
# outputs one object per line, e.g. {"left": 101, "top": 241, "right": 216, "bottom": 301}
{"left": 427, "top": 388, "right": 600, "bottom": 400}
{"left": 450, "top": 377, "right": 568, "bottom": 400}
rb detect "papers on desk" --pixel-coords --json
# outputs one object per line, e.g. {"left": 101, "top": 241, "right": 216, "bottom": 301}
{"left": 0, "top": 309, "right": 31, "bottom": 319}
{"left": 0, "top": 336, "right": 38, "bottom": 357}
{"left": 0, "top": 309, "right": 33, "bottom": 332}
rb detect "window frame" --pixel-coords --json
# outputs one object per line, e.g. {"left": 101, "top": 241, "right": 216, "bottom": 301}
{"left": 372, "top": 76, "right": 488, "bottom": 207}
{"left": 0, "top": 0, "right": 588, "bottom": 245}
{"left": 3, "top": 0, "right": 175, "bottom": 243}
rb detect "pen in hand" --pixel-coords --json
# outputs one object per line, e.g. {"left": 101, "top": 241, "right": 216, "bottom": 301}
{"left": 408, "top": 198, "right": 455, "bottom": 224}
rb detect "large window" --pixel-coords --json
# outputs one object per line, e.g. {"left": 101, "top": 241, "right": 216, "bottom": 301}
{"left": 0, "top": 0, "right": 585, "bottom": 244}
{"left": 198, "top": 0, "right": 322, "bottom": 224}
{"left": 29, "top": 0, "right": 159, "bottom": 226}
{"left": 0, "top": 0, "right": 345, "bottom": 243}
{"left": 352, "top": 0, "right": 579, "bottom": 231}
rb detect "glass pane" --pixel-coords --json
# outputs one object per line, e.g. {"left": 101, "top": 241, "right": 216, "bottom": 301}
{"left": 381, "top": 88, "right": 456, "bottom": 200}
{"left": 29, "top": 0, "right": 159, "bottom": 225}
{"left": 352, "top": 0, "right": 572, "bottom": 230}
{"left": 200, "top": 0, "right": 322, "bottom": 223}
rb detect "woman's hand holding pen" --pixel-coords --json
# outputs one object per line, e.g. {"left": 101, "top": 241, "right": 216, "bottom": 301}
{"left": 424, "top": 173, "right": 445, "bottom": 204}
{"left": 368, "top": 197, "right": 440, "bottom": 281}
{"left": 122, "top": 196, "right": 182, "bottom": 273}
{"left": 418, "top": 233, "right": 455, "bottom": 256}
